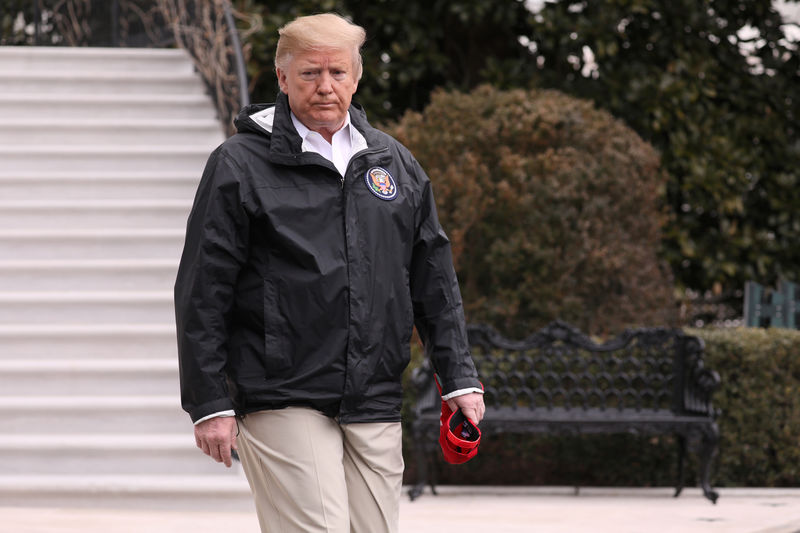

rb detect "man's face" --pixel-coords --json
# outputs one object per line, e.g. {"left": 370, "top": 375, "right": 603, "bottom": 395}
{"left": 277, "top": 48, "right": 359, "bottom": 139}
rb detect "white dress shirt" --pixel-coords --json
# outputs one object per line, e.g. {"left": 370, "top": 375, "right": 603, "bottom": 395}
{"left": 290, "top": 111, "right": 360, "bottom": 176}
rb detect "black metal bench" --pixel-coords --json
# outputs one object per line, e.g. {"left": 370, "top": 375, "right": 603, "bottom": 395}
{"left": 409, "top": 320, "right": 721, "bottom": 503}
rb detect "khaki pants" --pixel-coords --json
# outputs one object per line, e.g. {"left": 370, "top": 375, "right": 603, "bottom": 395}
{"left": 237, "top": 407, "right": 404, "bottom": 533}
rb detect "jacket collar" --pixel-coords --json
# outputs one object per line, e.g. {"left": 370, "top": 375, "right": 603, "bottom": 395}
{"left": 237, "top": 92, "right": 383, "bottom": 167}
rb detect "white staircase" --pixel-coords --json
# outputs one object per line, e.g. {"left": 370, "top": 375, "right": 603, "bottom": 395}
{"left": 0, "top": 46, "right": 252, "bottom": 509}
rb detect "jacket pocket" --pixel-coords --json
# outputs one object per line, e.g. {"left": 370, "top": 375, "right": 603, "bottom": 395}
{"left": 263, "top": 279, "right": 292, "bottom": 372}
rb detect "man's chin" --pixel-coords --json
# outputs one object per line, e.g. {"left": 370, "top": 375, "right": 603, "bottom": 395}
{"left": 310, "top": 113, "right": 345, "bottom": 130}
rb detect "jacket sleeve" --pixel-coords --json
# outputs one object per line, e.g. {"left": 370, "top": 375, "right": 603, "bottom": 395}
{"left": 409, "top": 160, "right": 481, "bottom": 396}
{"left": 174, "top": 148, "right": 250, "bottom": 423}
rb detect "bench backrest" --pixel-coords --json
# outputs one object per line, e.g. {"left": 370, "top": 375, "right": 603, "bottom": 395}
{"left": 464, "top": 320, "right": 713, "bottom": 415}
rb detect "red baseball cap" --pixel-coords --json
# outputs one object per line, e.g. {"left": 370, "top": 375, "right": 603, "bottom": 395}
{"left": 435, "top": 376, "right": 482, "bottom": 464}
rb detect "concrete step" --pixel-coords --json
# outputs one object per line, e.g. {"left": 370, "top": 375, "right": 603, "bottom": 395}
{"left": 0, "top": 474, "right": 252, "bottom": 510}
{"left": 0, "top": 119, "right": 224, "bottom": 146}
{"left": 0, "top": 200, "right": 191, "bottom": 230}
{"left": 0, "top": 291, "right": 173, "bottom": 324}
{"left": 0, "top": 70, "right": 206, "bottom": 95}
{"left": 0, "top": 359, "right": 177, "bottom": 396}
{"left": 0, "top": 46, "right": 196, "bottom": 74}
{"left": 0, "top": 145, "right": 210, "bottom": 173}
{"left": 0, "top": 434, "right": 234, "bottom": 476}
{"left": 0, "top": 395, "right": 188, "bottom": 434}
{"left": 0, "top": 323, "right": 176, "bottom": 359}
{"left": 0, "top": 172, "right": 200, "bottom": 201}
{"left": 0, "top": 229, "right": 185, "bottom": 260}
{"left": 0, "top": 260, "right": 178, "bottom": 291}
{"left": 0, "top": 93, "right": 219, "bottom": 120}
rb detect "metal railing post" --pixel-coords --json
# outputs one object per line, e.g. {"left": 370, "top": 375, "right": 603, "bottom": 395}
{"left": 223, "top": 1, "right": 250, "bottom": 109}
{"left": 34, "top": 0, "right": 41, "bottom": 45}
{"left": 111, "top": 0, "right": 120, "bottom": 46}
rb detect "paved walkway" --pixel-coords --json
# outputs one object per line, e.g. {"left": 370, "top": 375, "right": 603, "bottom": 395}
{"left": 2, "top": 486, "right": 800, "bottom": 532}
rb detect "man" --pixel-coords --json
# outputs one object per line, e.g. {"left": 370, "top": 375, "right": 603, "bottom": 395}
{"left": 175, "top": 13, "right": 484, "bottom": 533}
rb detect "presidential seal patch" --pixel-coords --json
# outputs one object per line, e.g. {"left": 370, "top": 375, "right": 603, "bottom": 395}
{"left": 364, "top": 167, "right": 397, "bottom": 201}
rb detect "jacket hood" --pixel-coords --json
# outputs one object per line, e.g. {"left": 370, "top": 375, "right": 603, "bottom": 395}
{"left": 234, "top": 102, "right": 279, "bottom": 136}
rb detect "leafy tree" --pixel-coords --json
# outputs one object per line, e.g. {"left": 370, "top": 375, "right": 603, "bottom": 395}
{"left": 235, "top": 0, "right": 536, "bottom": 123}
{"left": 525, "top": 0, "right": 800, "bottom": 309}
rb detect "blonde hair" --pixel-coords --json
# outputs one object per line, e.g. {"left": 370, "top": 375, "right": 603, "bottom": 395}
{"left": 275, "top": 13, "right": 367, "bottom": 80}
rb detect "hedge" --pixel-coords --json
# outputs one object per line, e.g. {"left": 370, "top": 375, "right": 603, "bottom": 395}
{"left": 696, "top": 326, "right": 800, "bottom": 486}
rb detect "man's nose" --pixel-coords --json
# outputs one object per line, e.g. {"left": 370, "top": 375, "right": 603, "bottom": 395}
{"left": 316, "top": 72, "right": 333, "bottom": 93}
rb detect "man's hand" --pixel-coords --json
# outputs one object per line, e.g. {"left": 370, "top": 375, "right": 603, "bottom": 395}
{"left": 446, "top": 392, "right": 485, "bottom": 425}
{"left": 194, "top": 416, "right": 238, "bottom": 467}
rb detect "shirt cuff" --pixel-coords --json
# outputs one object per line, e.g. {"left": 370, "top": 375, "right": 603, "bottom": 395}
{"left": 441, "top": 387, "right": 484, "bottom": 401}
{"left": 193, "top": 410, "right": 236, "bottom": 425}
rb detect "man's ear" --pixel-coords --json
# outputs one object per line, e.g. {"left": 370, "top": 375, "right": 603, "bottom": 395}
{"left": 276, "top": 67, "right": 288, "bottom": 93}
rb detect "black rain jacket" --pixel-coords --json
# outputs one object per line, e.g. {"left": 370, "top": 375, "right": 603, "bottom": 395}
{"left": 175, "top": 93, "right": 480, "bottom": 424}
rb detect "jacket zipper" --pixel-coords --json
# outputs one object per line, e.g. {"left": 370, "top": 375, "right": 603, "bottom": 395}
{"left": 339, "top": 164, "right": 351, "bottom": 419}
{"left": 337, "top": 146, "right": 388, "bottom": 421}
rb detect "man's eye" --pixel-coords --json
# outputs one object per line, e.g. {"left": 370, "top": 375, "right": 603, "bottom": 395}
{"left": 300, "top": 71, "right": 317, "bottom": 80}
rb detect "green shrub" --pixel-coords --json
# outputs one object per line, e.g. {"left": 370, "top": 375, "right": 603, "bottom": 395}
{"left": 385, "top": 85, "right": 676, "bottom": 337}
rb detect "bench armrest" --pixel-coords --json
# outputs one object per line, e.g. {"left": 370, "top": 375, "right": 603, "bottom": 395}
{"left": 681, "top": 336, "right": 721, "bottom": 417}
{"left": 410, "top": 359, "right": 440, "bottom": 418}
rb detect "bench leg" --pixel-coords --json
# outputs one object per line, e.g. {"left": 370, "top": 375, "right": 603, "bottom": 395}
{"left": 408, "top": 481, "right": 426, "bottom": 501}
{"left": 408, "top": 422, "right": 439, "bottom": 501}
{"left": 408, "top": 424, "right": 428, "bottom": 501}
{"left": 674, "top": 434, "right": 687, "bottom": 498}
{"left": 429, "top": 459, "right": 439, "bottom": 496}
{"left": 697, "top": 425, "right": 720, "bottom": 504}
